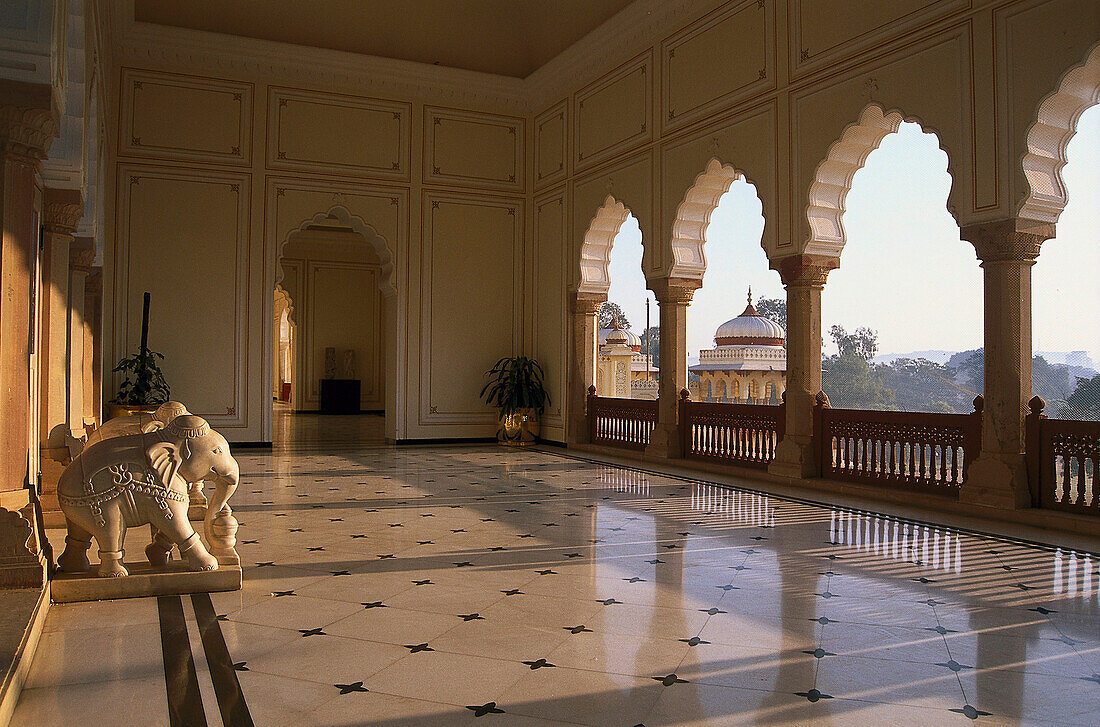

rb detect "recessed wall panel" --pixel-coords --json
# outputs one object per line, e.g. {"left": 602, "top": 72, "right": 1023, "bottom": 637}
{"left": 121, "top": 69, "right": 253, "bottom": 165}
{"left": 269, "top": 87, "right": 410, "bottom": 180}
{"left": 535, "top": 100, "right": 567, "bottom": 188}
{"left": 425, "top": 107, "right": 524, "bottom": 192}
{"left": 574, "top": 52, "right": 651, "bottom": 171}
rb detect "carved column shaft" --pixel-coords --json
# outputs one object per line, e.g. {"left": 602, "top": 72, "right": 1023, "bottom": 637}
{"left": 567, "top": 293, "right": 603, "bottom": 445}
{"left": 68, "top": 237, "right": 94, "bottom": 443}
{"left": 84, "top": 265, "right": 103, "bottom": 426}
{"left": 769, "top": 255, "right": 837, "bottom": 479}
{"left": 0, "top": 80, "right": 58, "bottom": 587}
{"left": 646, "top": 277, "right": 700, "bottom": 460}
{"left": 960, "top": 221, "right": 1048, "bottom": 509}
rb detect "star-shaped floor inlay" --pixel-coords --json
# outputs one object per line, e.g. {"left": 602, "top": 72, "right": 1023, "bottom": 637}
{"left": 378, "top": 554, "right": 395, "bottom": 559}
{"left": 334, "top": 681, "right": 368, "bottom": 694}
{"left": 1029, "top": 606, "right": 1057, "bottom": 614}
{"left": 936, "top": 659, "right": 972, "bottom": 672}
{"left": 417, "top": 540, "right": 434, "bottom": 545}
{"left": 564, "top": 625, "right": 592, "bottom": 634}
{"left": 272, "top": 590, "right": 296, "bottom": 597}
{"left": 488, "top": 546, "right": 507, "bottom": 551}
{"left": 795, "top": 688, "right": 832, "bottom": 702}
{"left": 596, "top": 598, "right": 622, "bottom": 605}
{"left": 522, "top": 658, "right": 556, "bottom": 669}
{"left": 413, "top": 579, "right": 433, "bottom": 586}
{"left": 804, "top": 648, "right": 837, "bottom": 659}
{"left": 466, "top": 702, "right": 504, "bottom": 716}
{"left": 949, "top": 705, "right": 993, "bottom": 719}
{"left": 299, "top": 627, "right": 326, "bottom": 637}
{"left": 458, "top": 613, "right": 484, "bottom": 621}
{"left": 307, "top": 546, "right": 325, "bottom": 552}
{"left": 680, "top": 637, "right": 710, "bottom": 646}
{"left": 241, "top": 539, "right": 258, "bottom": 545}
{"left": 362, "top": 601, "right": 386, "bottom": 609}
{"left": 925, "top": 625, "right": 958, "bottom": 635}
{"left": 815, "top": 591, "right": 840, "bottom": 599}
{"left": 716, "top": 584, "right": 738, "bottom": 591}
{"left": 536, "top": 569, "right": 556, "bottom": 575}
{"left": 652, "top": 673, "right": 688, "bottom": 686}
{"left": 646, "top": 559, "right": 665, "bottom": 564}
{"left": 810, "top": 617, "right": 834, "bottom": 625}
{"left": 501, "top": 588, "right": 523, "bottom": 596}
{"left": 563, "top": 552, "right": 583, "bottom": 558}
{"left": 699, "top": 607, "right": 727, "bottom": 615}
{"left": 404, "top": 643, "right": 434, "bottom": 653}
{"left": 453, "top": 561, "right": 474, "bottom": 567}
{"left": 331, "top": 570, "right": 350, "bottom": 576}
{"left": 255, "top": 561, "right": 275, "bottom": 568}
{"left": 625, "top": 577, "right": 646, "bottom": 583}
{"left": 232, "top": 661, "right": 249, "bottom": 671}
{"left": 1081, "top": 674, "right": 1100, "bottom": 686}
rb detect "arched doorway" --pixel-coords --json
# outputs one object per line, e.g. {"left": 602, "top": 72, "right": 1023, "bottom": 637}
{"left": 270, "top": 205, "right": 399, "bottom": 443}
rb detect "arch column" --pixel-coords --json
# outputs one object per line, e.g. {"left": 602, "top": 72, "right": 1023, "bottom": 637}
{"left": 646, "top": 277, "right": 700, "bottom": 460}
{"left": 768, "top": 255, "right": 837, "bottom": 479}
{"left": 567, "top": 292, "right": 603, "bottom": 445}
{"left": 68, "top": 238, "right": 95, "bottom": 444}
{"left": 83, "top": 265, "right": 103, "bottom": 428}
{"left": 960, "top": 220, "right": 1050, "bottom": 509}
{"left": 0, "top": 81, "right": 58, "bottom": 587}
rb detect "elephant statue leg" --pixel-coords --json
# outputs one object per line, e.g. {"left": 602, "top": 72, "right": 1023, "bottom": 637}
{"left": 93, "top": 507, "right": 129, "bottom": 578}
{"left": 145, "top": 529, "right": 174, "bottom": 567}
{"left": 153, "top": 510, "right": 218, "bottom": 572}
{"left": 57, "top": 518, "right": 93, "bottom": 573}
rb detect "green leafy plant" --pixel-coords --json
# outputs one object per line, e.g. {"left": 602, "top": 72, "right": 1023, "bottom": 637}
{"left": 480, "top": 356, "right": 549, "bottom": 420}
{"left": 111, "top": 292, "right": 170, "bottom": 406}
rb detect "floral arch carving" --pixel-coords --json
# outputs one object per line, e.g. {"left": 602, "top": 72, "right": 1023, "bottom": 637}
{"left": 805, "top": 104, "right": 959, "bottom": 259}
{"left": 576, "top": 195, "right": 631, "bottom": 297}
{"left": 276, "top": 205, "right": 397, "bottom": 298}
{"left": 1018, "top": 44, "right": 1100, "bottom": 228}
{"left": 667, "top": 158, "right": 755, "bottom": 281}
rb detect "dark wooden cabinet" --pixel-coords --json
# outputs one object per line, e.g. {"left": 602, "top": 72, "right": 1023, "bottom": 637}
{"left": 320, "top": 379, "right": 360, "bottom": 414}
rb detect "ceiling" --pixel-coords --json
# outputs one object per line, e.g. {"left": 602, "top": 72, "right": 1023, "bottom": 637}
{"left": 134, "top": 0, "right": 636, "bottom": 78}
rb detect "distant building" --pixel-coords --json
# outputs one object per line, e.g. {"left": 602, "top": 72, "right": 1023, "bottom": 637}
{"left": 597, "top": 323, "right": 658, "bottom": 399}
{"left": 689, "top": 289, "right": 786, "bottom": 404}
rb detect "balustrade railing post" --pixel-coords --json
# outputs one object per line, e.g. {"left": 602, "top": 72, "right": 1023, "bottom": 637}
{"left": 679, "top": 389, "right": 691, "bottom": 459}
{"left": 1024, "top": 395, "right": 1045, "bottom": 507}
{"left": 813, "top": 390, "right": 830, "bottom": 477}
{"left": 587, "top": 385, "right": 597, "bottom": 444}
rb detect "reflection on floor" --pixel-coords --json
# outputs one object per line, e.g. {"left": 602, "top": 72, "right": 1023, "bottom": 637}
{"left": 13, "top": 412, "right": 1100, "bottom": 726}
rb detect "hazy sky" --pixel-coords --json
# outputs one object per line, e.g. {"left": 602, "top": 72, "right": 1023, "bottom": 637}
{"left": 606, "top": 110, "right": 1100, "bottom": 363}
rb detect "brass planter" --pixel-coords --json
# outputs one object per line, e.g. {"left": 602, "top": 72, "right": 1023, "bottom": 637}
{"left": 105, "top": 402, "right": 159, "bottom": 421}
{"left": 497, "top": 409, "right": 540, "bottom": 446}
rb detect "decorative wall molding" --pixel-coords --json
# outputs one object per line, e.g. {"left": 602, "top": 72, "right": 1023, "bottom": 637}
{"left": 660, "top": 0, "right": 774, "bottom": 134}
{"left": 533, "top": 99, "right": 568, "bottom": 189}
{"left": 573, "top": 51, "right": 653, "bottom": 172}
{"left": 532, "top": 186, "right": 569, "bottom": 431}
{"left": 424, "top": 106, "right": 524, "bottom": 192}
{"left": 789, "top": 0, "right": 969, "bottom": 80}
{"left": 113, "top": 163, "right": 251, "bottom": 429}
{"left": 268, "top": 86, "right": 411, "bottom": 181}
{"left": 419, "top": 190, "right": 522, "bottom": 425}
{"left": 119, "top": 68, "right": 252, "bottom": 166}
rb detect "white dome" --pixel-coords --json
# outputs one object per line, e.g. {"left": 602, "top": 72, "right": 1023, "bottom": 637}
{"left": 714, "top": 293, "right": 785, "bottom": 345}
{"left": 598, "top": 327, "right": 641, "bottom": 348}
{"left": 715, "top": 312, "right": 785, "bottom": 341}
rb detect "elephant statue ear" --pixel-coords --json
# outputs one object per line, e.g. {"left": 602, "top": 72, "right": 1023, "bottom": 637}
{"left": 140, "top": 420, "right": 166, "bottom": 434}
{"left": 147, "top": 440, "right": 183, "bottom": 488}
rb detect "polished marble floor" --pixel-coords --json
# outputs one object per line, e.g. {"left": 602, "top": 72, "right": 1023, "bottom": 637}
{"left": 13, "top": 412, "right": 1100, "bottom": 726}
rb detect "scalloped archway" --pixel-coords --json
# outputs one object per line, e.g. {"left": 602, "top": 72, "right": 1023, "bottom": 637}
{"left": 1018, "top": 44, "right": 1100, "bottom": 228}
{"left": 276, "top": 205, "right": 396, "bottom": 298}
{"left": 575, "top": 195, "right": 631, "bottom": 298}
{"left": 805, "top": 104, "right": 960, "bottom": 259}
{"left": 667, "top": 158, "right": 756, "bottom": 281}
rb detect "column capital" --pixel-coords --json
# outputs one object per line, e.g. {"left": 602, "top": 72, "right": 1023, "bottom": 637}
{"left": 570, "top": 292, "right": 605, "bottom": 315}
{"left": 773, "top": 254, "right": 839, "bottom": 288}
{"left": 85, "top": 265, "right": 103, "bottom": 296}
{"left": 961, "top": 220, "right": 1049, "bottom": 264}
{"left": 44, "top": 187, "right": 84, "bottom": 235}
{"left": 0, "top": 80, "right": 59, "bottom": 162}
{"left": 648, "top": 276, "right": 701, "bottom": 305}
{"left": 69, "top": 236, "right": 96, "bottom": 271}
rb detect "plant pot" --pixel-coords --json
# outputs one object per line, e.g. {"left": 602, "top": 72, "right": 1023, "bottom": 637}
{"left": 497, "top": 409, "right": 540, "bottom": 446}
{"left": 106, "top": 402, "right": 159, "bottom": 421}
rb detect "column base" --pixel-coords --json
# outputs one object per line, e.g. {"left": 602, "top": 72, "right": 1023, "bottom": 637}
{"left": 645, "top": 423, "right": 681, "bottom": 460}
{"left": 960, "top": 453, "right": 1032, "bottom": 510}
{"left": 768, "top": 435, "right": 818, "bottom": 479}
{"left": 0, "top": 505, "right": 48, "bottom": 589}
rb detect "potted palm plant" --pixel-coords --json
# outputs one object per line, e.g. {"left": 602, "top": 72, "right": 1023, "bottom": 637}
{"left": 107, "top": 292, "right": 171, "bottom": 419}
{"left": 479, "top": 356, "right": 549, "bottom": 445}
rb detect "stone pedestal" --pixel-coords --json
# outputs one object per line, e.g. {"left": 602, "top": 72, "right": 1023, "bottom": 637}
{"left": 768, "top": 255, "right": 836, "bottom": 479}
{"left": 646, "top": 278, "right": 700, "bottom": 460}
{"left": 959, "top": 221, "right": 1050, "bottom": 509}
{"left": 567, "top": 293, "right": 603, "bottom": 445}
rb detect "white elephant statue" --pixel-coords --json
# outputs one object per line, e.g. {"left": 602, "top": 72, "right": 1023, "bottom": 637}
{"left": 85, "top": 400, "right": 190, "bottom": 447}
{"left": 56, "top": 415, "right": 239, "bottom": 578}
